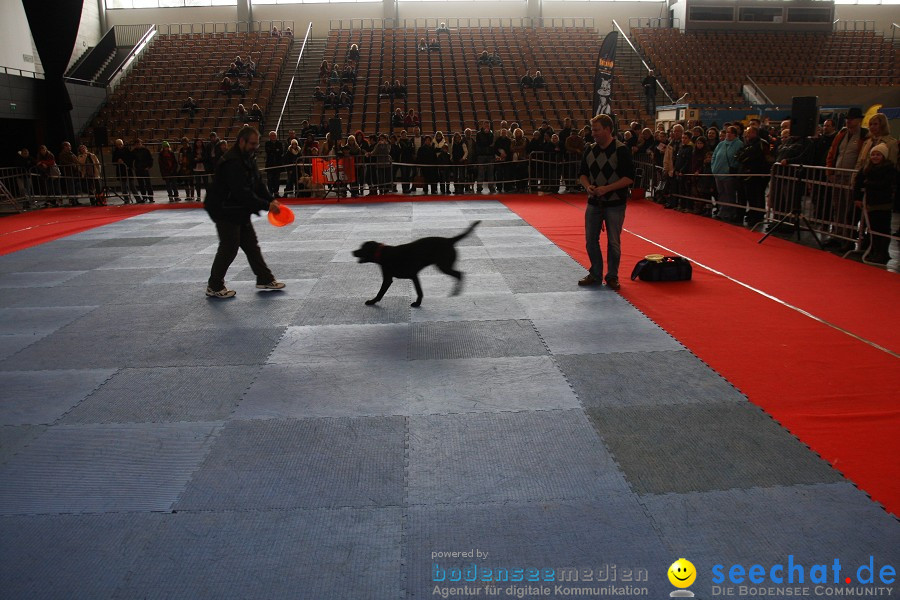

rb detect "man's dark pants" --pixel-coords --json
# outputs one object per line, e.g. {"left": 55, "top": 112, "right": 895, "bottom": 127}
{"left": 585, "top": 202, "right": 626, "bottom": 281}
{"left": 208, "top": 221, "right": 274, "bottom": 290}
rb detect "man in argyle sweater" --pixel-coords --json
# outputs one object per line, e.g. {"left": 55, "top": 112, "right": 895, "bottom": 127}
{"left": 577, "top": 114, "right": 635, "bottom": 291}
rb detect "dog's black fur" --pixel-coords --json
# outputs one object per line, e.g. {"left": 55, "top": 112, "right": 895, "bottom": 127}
{"left": 352, "top": 221, "right": 481, "bottom": 307}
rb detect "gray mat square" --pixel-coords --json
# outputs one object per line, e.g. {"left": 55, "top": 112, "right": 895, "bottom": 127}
{"left": 0, "top": 306, "right": 97, "bottom": 335}
{"left": 233, "top": 257, "right": 333, "bottom": 281}
{"left": 495, "top": 258, "right": 591, "bottom": 293}
{"left": 28, "top": 255, "right": 120, "bottom": 272}
{"left": 0, "top": 513, "right": 166, "bottom": 600}
{"left": 587, "top": 403, "right": 844, "bottom": 495}
{"left": 415, "top": 273, "right": 513, "bottom": 297}
{"left": 486, "top": 244, "right": 568, "bottom": 259}
{"left": 516, "top": 290, "right": 631, "bottom": 320}
{"left": 407, "top": 356, "right": 580, "bottom": 414}
{"left": 408, "top": 410, "right": 631, "bottom": 504}
{"left": 405, "top": 500, "right": 671, "bottom": 599}
{"left": 533, "top": 317, "right": 683, "bottom": 355}
{"left": 409, "top": 293, "right": 523, "bottom": 322}
{"left": 0, "top": 330, "right": 167, "bottom": 371}
{"left": 59, "top": 268, "right": 164, "bottom": 287}
{"left": 294, "top": 296, "right": 411, "bottom": 325}
{"left": 0, "top": 424, "right": 46, "bottom": 464}
{"left": 59, "top": 303, "right": 192, "bottom": 333}
{"left": 175, "top": 417, "right": 405, "bottom": 510}
{"left": 308, "top": 270, "right": 412, "bottom": 298}
{"left": 96, "top": 254, "right": 192, "bottom": 270}
{"left": 170, "top": 296, "right": 304, "bottom": 330}
{"left": 146, "top": 266, "right": 218, "bottom": 283}
{"left": 556, "top": 350, "right": 746, "bottom": 408}
{"left": 91, "top": 236, "right": 167, "bottom": 247}
{"left": 235, "top": 362, "right": 414, "bottom": 419}
{"left": 269, "top": 324, "right": 409, "bottom": 365}
{"left": 0, "top": 422, "right": 221, "bottom": 514}
{"left": 0, "top": 271, "right": 86, "bottom": 288}
{"left": 408, "top": 320, "right": 547, "bottom": 360}
{"left": 0, "top": 334, "right": 47, "bottom": 361}
{"left": 129, "top": 327, "right": 286, "bottom": 367}
{"left": 0, "top": 369, "right": 115, "bottom": 425}
{"left": 61, "top": 366, "right": 262, "bottom": 424}
{"left": 0, "top": 285, "right": 128, "bottom": 308}
{"left": 642, "top": 483, "right": 900, "bottom": 572}
{"left": 117, "top": 508, "right": 401, "bottom": 600}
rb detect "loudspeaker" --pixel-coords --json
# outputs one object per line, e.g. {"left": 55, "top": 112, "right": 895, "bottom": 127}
{"left": 790, "top": 96, "right": 818, "bottom": 138}
{"left": 93, "top": 125, "right": 109, "bottom": 147}
{"left": 328, "top": 116, "right": 342, "bottom": 140}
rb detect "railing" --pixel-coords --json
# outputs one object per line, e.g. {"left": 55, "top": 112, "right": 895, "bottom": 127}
{"left": 745, "top": 75, "right": 774, "bottom": 105}
{"left": 66, "top": 27, "right": 117, "bottom": 83}
{"left": 833, "top": 19, "right": 875, "bottom": 32}
{"left": 107, "top": 25, "right": 158, "bottom": 93}
{"left": 612, "top": 19, "right": 675, "bottom": 104}
{"left": 892, "top": 23, "right": 899, "bottom": 43}
{"left": 158, "top": 21, "right": 295, "bottom": 36}
{"left": 114, "top": 24, "right": 157, "bottom": 47}
{"left": 628, "top": 17, "right": 681, "bottom": 30}
{"left": 275, "top": 22, "right": 313, "bottom": 135}
{"left": 0, "top": 67, "right": 45, "bottom": 80}
{"left": 329, "top": 17, "right": 597, "bottom": 31}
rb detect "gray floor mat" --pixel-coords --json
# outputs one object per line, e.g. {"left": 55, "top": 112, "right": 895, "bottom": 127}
{"left": 0, "top": 424, "right": 47, "bottom": 465}
{"left": 174, "top": 417, "right": 406, "bottom": 510}
{"left": 407, "top": 410, "right": 632, "bottom": 504}
{"left": 408, "top": 320, "right": 547, "bottom": 360}
{"left": 61, "top": 365, "right": 262, "bottom": 424}
{"left": 0, "top": 422, "right": 222, "bottom": 515}
{"left": 0, "top": 306, "right": 96, "bottom": 335}
{"left": 269, "top": 324, "right": 409, "bottom": 365}
{"left": 587, "top": 403, "right": 844, "bottom": 495}
{"left": 0, "top": 369, "right": 116, "bottom": 425}
{"left": 532, "top": 316, "right": 683, "bottom": 355}
{"left": 294, "top": 296, "right": 411, "bottom": 326}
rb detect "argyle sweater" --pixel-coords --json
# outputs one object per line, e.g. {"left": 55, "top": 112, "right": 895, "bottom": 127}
{"left": 579, "top": 139, "right": 635, "bottom": 206}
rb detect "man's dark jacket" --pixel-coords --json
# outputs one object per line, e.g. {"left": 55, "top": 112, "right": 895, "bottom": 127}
{"left": 204, "top": 145, "right": 272, "bottom": 225}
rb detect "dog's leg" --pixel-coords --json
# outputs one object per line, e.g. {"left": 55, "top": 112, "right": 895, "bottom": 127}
{"left": 366, "top": 277, "right": 393, "bottom": 305}
{"left": 437, "top": 264, "right": 464, "bottom": 296}
{"left": 410, "top": 276, "right": 424, "bottom": 307}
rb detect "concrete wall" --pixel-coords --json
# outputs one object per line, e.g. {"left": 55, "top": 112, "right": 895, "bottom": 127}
{"left": 70, "top": 0, "right": 106, "bottom": 71}
{"left": 0, "top": 1, "right": 40, "bottom": 73}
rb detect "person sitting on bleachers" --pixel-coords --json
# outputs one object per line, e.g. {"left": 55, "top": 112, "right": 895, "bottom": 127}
{"left": 533, "top": 70, "right": 546, "bottom": 88}
{"left": 329, "top": 65, "right": 340, "bottom": 85}
{"left": 181, "top": 96, "right": 198, "bottom": 121}
{"left": 348, "top": 44, "right": 360, "bottom": 63}
{"left": 225, "top": 62, "right": 241, "bottom": 78}
{"left": 418, "top": 38, "right": 429, "bottom": 52}
{"left": 342, "top": 64, "right": 356, "bottom": 83}
{"left": 246, "top": 54, "right": 258, "bottom": 77}
{"left": 404, "top": 109, "right": 420, "bottom": 128}
{"left": 379, "top": 81, "right": 392, "bottom": 98}
{"left": 341, "top": 84, "right": 354, "bottom": 100}
{"left": 249, "top": 104, "right": 263, "bottom": 124}
{"left": 284, "top": 27, "right": 294, "bottom": 38}
{"left": 235, "top": 104, "right": 248, "bottom": 121}
{"left": 437, "top": 22, "right": 450, "bottom": 34}
{"left": 429, "top": 38, "right": 441, "bottom": 52}
{"left": 339, "top": 91, "right": 352, "bottom": 109}
{"left": 271, "top": 26, "right": 280, "bottom": 37}
{"left": 219, "top": 77, "right": 232, "bottom": 96}
{"left": 520, "top": 71, "right": 533, "bottom": 89}
{"left": 392, "top": 108, "right": 405, "bottom": 128}
{"left": 319, "top": 60, "right": 330, "bottom": 82}
{"left": 477, "top": 51, "right": 491, "bottom": 66}
{"left": 313, "top": 86, "right": 325, "bottom": 101}
{"left": 393, "top": 80, "right": 406, "bottom": 98}
{"left": 324, "top": 89, "right": 337, "bottom": 109}
{"left": 489, "top": 52, "right": 502, "bottom": 67}
{"left": 234, "top": 56, "right": 244, "bottom": 71}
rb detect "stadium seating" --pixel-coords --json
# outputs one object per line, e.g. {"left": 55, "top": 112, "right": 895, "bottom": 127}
{"left": 315, "top": 26, "right": 602, "bottom": 134}
{"left": 84, "top": 32, "right": 292, "bottom": 145}
{"left": 632, "top": 28, "right": 900, "bottom": 106}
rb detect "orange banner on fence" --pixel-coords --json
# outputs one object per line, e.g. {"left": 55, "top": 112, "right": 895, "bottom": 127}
{"left": 311, "top": 157, "right": 357, "bottom": 184}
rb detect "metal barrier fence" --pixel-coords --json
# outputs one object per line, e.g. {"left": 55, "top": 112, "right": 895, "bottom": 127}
{"left": 5, "top": 152, "right": 896, "bottom": 266}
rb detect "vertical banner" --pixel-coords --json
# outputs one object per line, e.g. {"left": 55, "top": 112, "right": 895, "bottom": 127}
{"left": 593, "top": 31, "right": 618, "bottom": 119}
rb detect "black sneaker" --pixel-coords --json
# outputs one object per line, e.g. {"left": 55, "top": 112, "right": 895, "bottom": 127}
{"left": 578, "top": 273, "right": 602, "bottom": 286}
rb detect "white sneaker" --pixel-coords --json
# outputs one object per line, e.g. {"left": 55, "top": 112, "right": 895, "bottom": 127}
{"left": 206, "top": 286, "right": 236, "bottom": 298}
{"left": 256, "top": 280, "right": 286, "bottom": 290}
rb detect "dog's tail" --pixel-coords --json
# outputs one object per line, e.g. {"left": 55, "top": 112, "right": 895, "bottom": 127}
{"left": 452, "top": 220, "right": 481, "bottom": 243}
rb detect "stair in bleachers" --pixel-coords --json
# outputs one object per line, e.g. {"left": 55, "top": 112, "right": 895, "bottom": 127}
{"left": 271, "top": 37, "right": 326, "bottom": 136}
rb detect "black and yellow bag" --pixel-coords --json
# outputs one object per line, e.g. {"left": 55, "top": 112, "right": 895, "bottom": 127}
{"left": 630, "top": 254, "right": 692, "bottom": 282}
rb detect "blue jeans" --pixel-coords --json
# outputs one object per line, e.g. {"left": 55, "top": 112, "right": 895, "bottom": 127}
{"left": 585, "top": 202, "right": 626, "bottom": 280}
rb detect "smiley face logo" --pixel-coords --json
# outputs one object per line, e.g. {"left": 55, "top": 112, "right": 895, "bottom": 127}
{"left": 668, "top": 558, "right": 697, "bottom": 588}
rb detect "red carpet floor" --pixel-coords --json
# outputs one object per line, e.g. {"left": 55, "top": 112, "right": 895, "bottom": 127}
{"left": 3, "top": 195, "right": 898, "bottom": 516}
{"left": 502, "top": 194, "right": 900, "bottom": 517}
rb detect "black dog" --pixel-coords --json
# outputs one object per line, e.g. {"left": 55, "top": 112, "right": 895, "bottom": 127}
{"left": 352, "top": 221, "right": 481, "bottom": 307}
